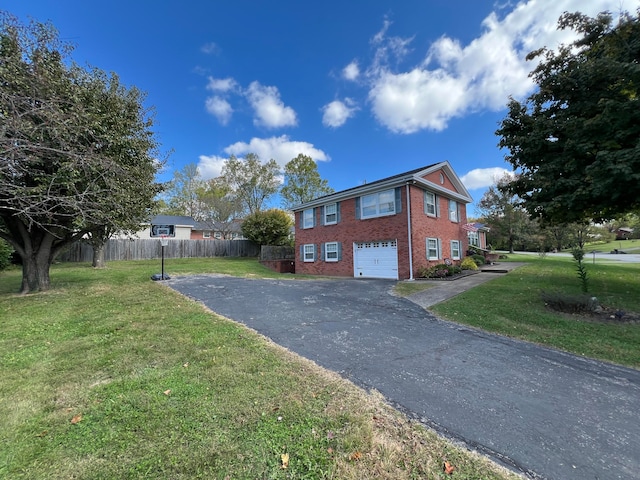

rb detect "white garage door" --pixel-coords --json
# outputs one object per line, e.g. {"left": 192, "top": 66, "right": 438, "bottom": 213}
{"left": 353, "top": 240, "right": 398, "bottom": 279}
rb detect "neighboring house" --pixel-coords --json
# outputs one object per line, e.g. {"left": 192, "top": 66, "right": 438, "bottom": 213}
{"left": 464, "top": 222, "right": 490, "bottom": 251}
{"left": 293, "top": 162, "right": 473, "bottom": 280}
{"left": 191, "top": 220, "right": 246, "bottom": 240}
{"left": 615, "top": 227, "right": 634, "bottom": 240}
{"left": 125, "top": 215, "right": 245, "bottom": 240}
{"left": 133, "top": 215, "right": 198, "bottom": 239}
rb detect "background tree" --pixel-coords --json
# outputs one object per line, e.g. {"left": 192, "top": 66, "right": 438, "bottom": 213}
{"left": 221, "top": 153, "right": 279, "bottom": 214}
{"left": 164, "top": 163, "right": 204, "bottom": 218}
{"left": 496, "top": 10, "right": 640, "bottom": 224}
{"left": 0, "top": 15, "right": 162, "bottom": 292}
{"left": 197, "top": 177, "right": 244, "bottom": 239}
{"left": 241, "top": 209, "right": 292, "bottom": 247}
{"left": 477, "top": 174, "right": 539, "bottom": 253}
{"left": 280, "top": 154, "right": 334, "bottom": 209}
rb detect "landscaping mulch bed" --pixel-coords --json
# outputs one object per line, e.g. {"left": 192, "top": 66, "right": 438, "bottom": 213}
{"left": 415, "top": 270, "right": 480, "bottom": 281}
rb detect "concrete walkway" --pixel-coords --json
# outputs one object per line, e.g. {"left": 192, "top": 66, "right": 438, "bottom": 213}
{"left": 407, "top": 262, "right": 526, "bottom": 308}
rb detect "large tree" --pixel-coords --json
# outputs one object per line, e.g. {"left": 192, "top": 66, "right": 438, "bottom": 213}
{"left": 0, "top": 15, "right": 162, "bottom": 292}
{"left": 280, "top": 153, "right": 333, "bottom": 209}
{"left": 477, "top": 174, "right": 541, "bottom": 253}
{"left": 496, "top": 10, "right": 640, "bottom": 224}
{"left": 220, "top": 153, "right": 279, "bottom": 214}
{"left": 164, "top": 163, "right": 204, "bottom": 218}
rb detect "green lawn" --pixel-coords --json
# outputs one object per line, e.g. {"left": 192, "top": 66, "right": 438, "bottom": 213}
{"left": 0, "top": 259, "right": 517, "bottom": 480}
{"left": 432, "top": 255, "right": 640, "bottom": 368}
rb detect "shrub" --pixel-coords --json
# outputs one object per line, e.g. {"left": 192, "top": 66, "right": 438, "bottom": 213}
{"left": 541, "top": 291, "right": 599, "bottom": 314}
{"left": 241, "top": 209, "right": 293, "bottom": 246}
{"left": 417, "top": 264, "right": 462, "bottom": 278}
{"left": 460, "top": 257, "right": 478, "bottom": 270}
{"left": 471, "top": 254, "right": 486, "bottom": 266}
{"left": 0, "top": 239, "right": 13, "bottom": 271}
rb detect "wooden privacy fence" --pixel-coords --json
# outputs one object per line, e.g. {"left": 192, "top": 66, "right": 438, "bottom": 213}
{"left": 260, "top": 245, "right": 294, "bottom": 261}
{"left": 59, "top": 239, "right": 260, "bottom": 262}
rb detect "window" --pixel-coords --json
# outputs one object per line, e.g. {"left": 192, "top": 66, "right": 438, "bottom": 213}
{"left": 451, "top": 240, "right": 461, "bottom": 260}
{"left": 468, "top": 231, "right": 479, "bottom": 247}
{"left": 448, "top": 200, "right": 458, "bottom": 222}
{"left": 203, "top": 231, "right": 211, "bottom": 238}
{"left": 325, "top": 242, "right": 339, "bottom": 262}
{"left": 426, "top": 238, "right": 440, "bottom": 260}
{"left": 424, "top": 191, "right": 437, "bottom": 216}
{"left": 361, "top": 189, "right": 395, "bottom": 219}
{"left": 303, "top": 244, "right": 315, "bottom": 262}
{"left": 303, "top": 208, "right": 314, "bottom": 229}
{"left": 214, "top": 231, "right": 222, "bottom": 239}
{"left": 324, "top": 203, "right": 337, "bottom": 225}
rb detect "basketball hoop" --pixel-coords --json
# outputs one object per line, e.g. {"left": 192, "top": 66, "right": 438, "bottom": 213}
{"left": 160, "top": 234, "right": 169, "bottom": 247}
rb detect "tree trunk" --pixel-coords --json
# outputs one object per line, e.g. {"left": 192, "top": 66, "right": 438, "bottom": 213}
{"left": 20, "top": 247, "right": 52, "bottom": 294}
{"left": 92, "top": 244, "right": 106, "bottom": 268}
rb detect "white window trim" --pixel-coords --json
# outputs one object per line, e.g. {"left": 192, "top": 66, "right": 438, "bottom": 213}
{"left": 424, "top": 191, "right": 437, "bottom": 217}
{"left": 427, "top": 238, "right": 440, "bottom": 261}
{"left": 324, "top": 203, "right": 337, "bottom": 225}
{"left": 448, "top": 200, "right": 459, "bottom": 223}
{"left": 468, "top": 231, "right": 479, "bottom": 247}
{"left": 203, "top": 231, "right": 211, "bottom": 238}
{"left": 325, "top": 242, "right": 338, "bottom": 262}
{"left": 303, "top": 208, "right": 314, "bottom": 229}
{"left": 303, "top": 244, "right": 315, "bottom": 262}
{"left": 451, "top": 240, "right": 461, "bottom": 260}
{"left": 361, "top": 189, "right": 396, "bottom": 219}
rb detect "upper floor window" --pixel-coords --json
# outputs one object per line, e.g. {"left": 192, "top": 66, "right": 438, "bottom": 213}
{"left": 324, "top": 203, "right": 337, "bottom": 225}
{"left": 424, "top": 191, "right": 437, "bottom": 216}
{"left": 303, "top": 208, "right": 314, "bottom": 229}
{"left": 361, "top": 189, "right": 395, "bottom": 219}
{"left": 448, "top": 200, "right": 459, "bottom": 222}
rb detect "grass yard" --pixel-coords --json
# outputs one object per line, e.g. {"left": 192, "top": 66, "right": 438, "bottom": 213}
{"left": 432, "top": 255, "right": 640, "bottom": 368}
{"left": 0, "top": 258, "right": 517, "bottom": 480}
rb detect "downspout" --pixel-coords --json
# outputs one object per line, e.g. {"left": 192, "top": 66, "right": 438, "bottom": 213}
{"left": 406, "top": 182, "right": 414, "bottom": 280}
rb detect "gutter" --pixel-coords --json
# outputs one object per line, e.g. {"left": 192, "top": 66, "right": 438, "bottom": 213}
{"left": 406, "top": 182, "right": 414, "bottom": 280}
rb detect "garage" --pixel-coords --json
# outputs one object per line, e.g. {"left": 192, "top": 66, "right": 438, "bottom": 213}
{"left": 353, "top": 240, "right": 398, "bottom": 279}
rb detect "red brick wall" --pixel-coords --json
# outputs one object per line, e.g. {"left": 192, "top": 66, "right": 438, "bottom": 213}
{"left": 408, "top": 185, "right": 468, "bottom": 275}
{"left": 294, "top": 181, "right": 469, "bottom": 280}
{"left": 295, "top": 190, "right": 410, "bottom": 278}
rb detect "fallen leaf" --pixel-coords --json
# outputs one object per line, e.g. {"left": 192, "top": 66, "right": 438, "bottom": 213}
{"left": 70, "top": 414, "right": 82, "bottom": 424}
{"left": 327, "top": 447, "right": 334, "bottom": 454}
{"left": 163, "top": 389, "right": 171, "bottom": 396}
{"left": 281, "top": 453, "right": 289, "bottom": 469}
{"left": 182, "top": 362, "right": 189, "bottom": 368}
{"left": 36, "top": 430, "right": 48, "bottom": 437}
{"left": 350, "top": 451, "right": 362, "bottom": 461}
{"left": 444, "top": 461, "right": 456, "bottom": 474}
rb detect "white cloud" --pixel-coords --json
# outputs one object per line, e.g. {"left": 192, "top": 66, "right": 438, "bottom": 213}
{"left": 366, "top": 0, "right": 625, "bottom": 134}
{"left": 205, "top": 96, "right": 233, "bottom": 125}
{"left": 200, "top": 42, "right": 220, "bottom": 55}
{"left": 461, "top": 167, "right": 513, "bottom": 190}
{"left": 197, "top": 155, "right": 227, "bottom": 179}
{"left": 245, "top": 81, "right": 298, "bottom": 129}
{"left": 223, "top": 135, "right": 329, "bottom": 169}
{"left": 322, "top": 99, "right": 358, "bottom": 128}
{"left": 206, "top": 76, "right": 238, "bottom": 92}
{"left": 343, "top": 61, "right": 360, "bottom": 81}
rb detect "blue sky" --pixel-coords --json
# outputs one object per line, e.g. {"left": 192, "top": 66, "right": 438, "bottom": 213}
{"left": 6, "top": 0, "right": 636, "bottom": 215}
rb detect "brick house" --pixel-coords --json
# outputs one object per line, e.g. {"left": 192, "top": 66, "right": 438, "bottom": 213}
{"left": 293, "top": 162, "right": 473, "bottom": 280}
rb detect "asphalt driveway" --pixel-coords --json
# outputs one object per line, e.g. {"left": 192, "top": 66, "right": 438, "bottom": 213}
{"left": 166, "top": 275, "right": 640, "bottom": 480}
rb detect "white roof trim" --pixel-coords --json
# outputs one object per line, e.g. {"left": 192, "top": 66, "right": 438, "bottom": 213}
{"left": 293, "top": 161, "right": 472, "bottom": 210}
